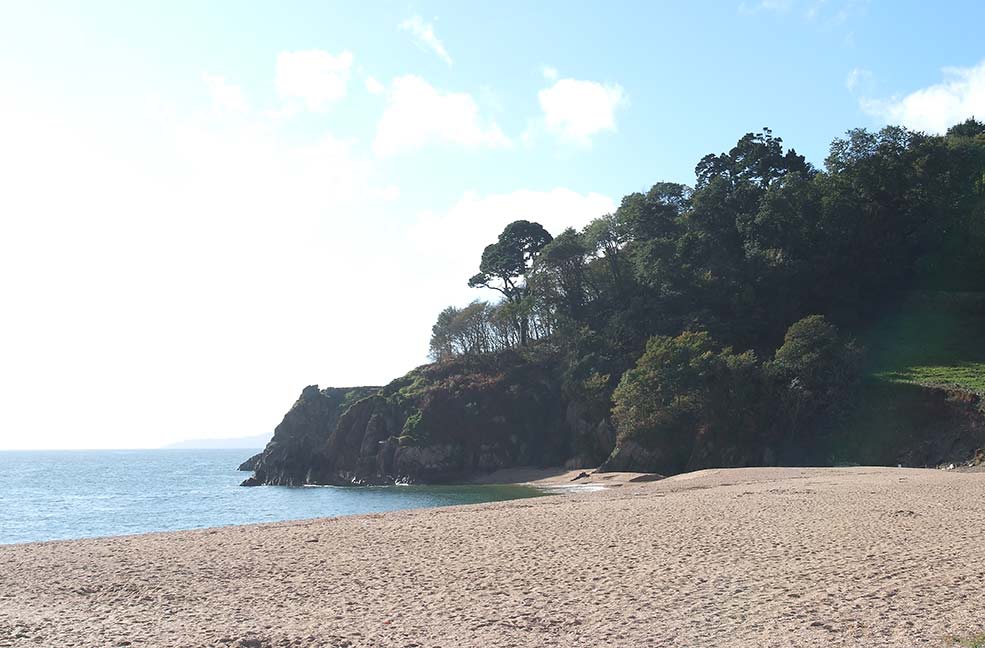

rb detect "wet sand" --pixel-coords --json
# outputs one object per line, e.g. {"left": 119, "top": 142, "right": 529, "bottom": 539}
{"left": 2, "top": 467, "right": 984, "bottom": 647}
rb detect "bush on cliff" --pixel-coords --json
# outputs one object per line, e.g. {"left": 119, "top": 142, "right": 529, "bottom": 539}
{"left": 766, "top": 315, "right": 864, "bottom": 443}
{"left": 610, "top": 331, "right": 762, "bottom": 473}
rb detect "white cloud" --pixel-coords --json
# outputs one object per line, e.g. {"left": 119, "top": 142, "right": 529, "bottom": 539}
{"left": 399, "top": 16, "right": 453, "bottom": 66}
{"left": 275, "top": 49, "right": 354, "bottom": 112}
{"left": 409, "top": 188, "right": 615, "bottom": 305}
{"left": 201, "top": 72, "right": 248, "bottom": 113}
{"left": 542, "top": 66, "right": 558, "bottom": 80}
{"left": 373, "top": 75, "right": 511, "bottom": 157}
{"left": 365, "top": 75, "right": 385, "bottom": 95}
{"left": 538, "top": 78, "right": 626, "bottom": 146}
{"left": 861, "top": 59, "right": 985, "bottom": 134}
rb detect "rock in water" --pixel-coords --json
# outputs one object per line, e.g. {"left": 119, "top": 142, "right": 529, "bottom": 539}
{"left": 237, "top": 453, "right": 262, "bottom": 472}
{"left": 236, "top": 352, "right": 621, "bottom": 486}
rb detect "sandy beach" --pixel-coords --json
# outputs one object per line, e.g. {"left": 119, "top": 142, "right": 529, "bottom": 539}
{"left": 2, "top": 467, "right": 984, "bottom": 647}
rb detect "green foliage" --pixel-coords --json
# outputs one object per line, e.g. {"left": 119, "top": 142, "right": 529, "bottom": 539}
{"left": 530, "top": 227, "right": 590, "bottom": 320}
{"left": 468, "top": 220, "right": 553, "bottom": 303}
{"left": 425, "top": 121, "right": 985, "bottom": 471}
{"left": 864, "top": 292, "right": 985, "bottom": 395}
{"left": 400, "top": 410, "right": 425, "bottom": 444}
{"left": 468, "top": 220, "right": 553, "bottom": 347}
{"left": 766, "top": 315, "right": 863, "bottom": 439}
{"left": 611, "top": 331, "right": 763, "bottom": 472}
{"left": 429, "top": 301, "right": 494, "bottom": 361}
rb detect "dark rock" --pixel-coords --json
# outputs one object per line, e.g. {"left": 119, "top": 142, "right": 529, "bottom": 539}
{"left": 598, "top": 440, "right": 664, "bottom": 473}
{"left": 240, "top": 476, "right": 262, "bottom": 487}
{"left": 628, "top": 473, "right": 665, "bottom": 483}
{"left": 238, "top": 453, "right": 262, "bottom": 472}
{"left": 237, "top": 351, "right": 614, "bottom": 486}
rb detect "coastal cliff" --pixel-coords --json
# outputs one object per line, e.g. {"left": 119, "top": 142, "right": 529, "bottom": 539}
{"left": 242, "top": 351, "right": 615, "bottom": 486}
{"left": 242, "top": 360, "right": 985, "bottom": 486}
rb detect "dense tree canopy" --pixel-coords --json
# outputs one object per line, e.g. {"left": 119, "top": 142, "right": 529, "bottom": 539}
{"left": 428, "top": 120, "right": 985, "bottom": 466}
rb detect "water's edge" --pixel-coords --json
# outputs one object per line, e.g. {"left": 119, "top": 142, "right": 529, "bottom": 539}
{"left": 0, "top": 450, "right": 548, "bottom": 545}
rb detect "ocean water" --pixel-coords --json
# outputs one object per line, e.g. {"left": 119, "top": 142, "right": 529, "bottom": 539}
{"left": 0, "top": 449, "right": 543, "bottom": 545}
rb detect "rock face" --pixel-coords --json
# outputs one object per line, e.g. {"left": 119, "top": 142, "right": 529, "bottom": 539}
{"left": 241, "top": 352, "right": 615, "bottom": 486}
{"left": 237, "top": 453, "right": 262, "bottom": 472}
{"left": 243, "top": 386, "right": 380, "bottom": 486}
{"left": 871, "top": 385, "right": 985, "bottom": 467}
{"left": 241, "top": 350, "right": 985, "bottom": 485}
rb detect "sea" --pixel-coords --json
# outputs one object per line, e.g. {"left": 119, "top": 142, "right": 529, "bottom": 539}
{"left": 0, "top": 449, "right": 543, "bottom": 545}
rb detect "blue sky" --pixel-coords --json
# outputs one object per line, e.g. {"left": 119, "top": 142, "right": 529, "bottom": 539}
{"left": 1, "top": 0, "right": 983, "bottom": 448}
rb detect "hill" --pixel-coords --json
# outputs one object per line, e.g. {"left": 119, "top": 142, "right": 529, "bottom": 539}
{"left": 241, "top": 121, "right": 985, "bottom": 485}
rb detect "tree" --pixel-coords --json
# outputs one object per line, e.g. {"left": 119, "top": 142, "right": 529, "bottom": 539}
{"left": 531, "top": 227, "right": 590, "bottom": 321}
{"left": 766, "top": 315, "right": 863, "bottom": 440}
{"left": 428, "top": 301, "right": 493, "bottom": 361}
{"left": 582, "top": 213, "right": 629, "bottom": 291}
{"left": 696, "top": 127, "right": 813, "bottom": 191}
{"left": 611, "top": 331, "right": 761, "bottom": 473}
{"left": 468, "top": 220, "right": 553, "bottom": 345}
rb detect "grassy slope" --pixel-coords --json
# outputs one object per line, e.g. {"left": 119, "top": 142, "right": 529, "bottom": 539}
{"left": 864, "top": 291, "right": 985, "bottom": 395}
{"left": 829, "top": 292, "right": 985, "bottom": 465}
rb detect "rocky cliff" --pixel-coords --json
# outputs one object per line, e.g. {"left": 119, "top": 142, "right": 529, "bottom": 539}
{"left": 241, "top": 355, "right": 985, "bottom": 486}
{"left": 241, "top": 351, "right": 615, "bottom": 486}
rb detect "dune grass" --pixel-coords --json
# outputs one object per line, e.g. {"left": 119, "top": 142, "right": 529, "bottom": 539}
{"left": 948, "top": 634, "right": 985, "bottom": 647}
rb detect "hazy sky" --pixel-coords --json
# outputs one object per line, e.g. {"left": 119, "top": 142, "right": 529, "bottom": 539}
{"left": 2, "top": 1, "right": 984, "bottom": 449}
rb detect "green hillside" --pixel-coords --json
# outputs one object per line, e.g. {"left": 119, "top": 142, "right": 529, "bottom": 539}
{"left": 864, "top": 292, "right": 985, "bottom": 395}
{"left": 830, "top": 292, "right": 985, "bottom": 466}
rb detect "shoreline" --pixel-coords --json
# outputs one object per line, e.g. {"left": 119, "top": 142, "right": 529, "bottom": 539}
{"left": 2, "top": 467, "right": 984, "bottom": 646}
{"left": 0, "top": 468, "right": 620, "bottom": 550}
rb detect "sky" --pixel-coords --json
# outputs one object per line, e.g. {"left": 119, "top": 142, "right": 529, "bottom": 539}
{"left": 1, "top": 0, "right": 984, "bottom": 449}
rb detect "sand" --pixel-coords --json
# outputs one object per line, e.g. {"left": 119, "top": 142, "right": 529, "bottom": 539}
{"left": 2, "top": 466, "right": 984, "bottom": 647}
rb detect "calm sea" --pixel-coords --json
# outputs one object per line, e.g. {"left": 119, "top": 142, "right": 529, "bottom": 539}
{"left": 0, "top": 449, "right": 542, "bottom": 545}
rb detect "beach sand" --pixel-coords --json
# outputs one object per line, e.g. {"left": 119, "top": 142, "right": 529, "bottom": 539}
{"left": 2, "top": 467, "right": 984, "bottom": 647}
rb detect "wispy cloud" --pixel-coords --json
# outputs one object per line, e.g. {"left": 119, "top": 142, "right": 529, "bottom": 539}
{"left": 845, "top": 67, "right": 872, "bottom": 92}
{"left": 399, "top": 16, "right": 453, "bottom": 66}
{"left": 739, "top": 0, "right": 867, "bottom": 22}
{"left": 739, "top": 0, "right": 794, "bottom": 14}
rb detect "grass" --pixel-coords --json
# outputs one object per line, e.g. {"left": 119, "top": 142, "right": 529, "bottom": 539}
{"left": 825, "top": 292, "right": 985, "bottom": 466}
{"left": 863, "top": 291, "right": 985, "bottom": 396}
{"left": 947, "top": 634, "right": 985, "bottom": 647}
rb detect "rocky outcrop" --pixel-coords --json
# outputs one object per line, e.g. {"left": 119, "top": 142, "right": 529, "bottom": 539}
{"left": 241, "top": 347, "right": 985, "bottom": 485}
{"left": 598, "top": 440, "right": 663, "bottom": 473}
{"left": 243, "top": 385, "right": 380, "bottom": 486}
{"left": 869, "top": 384, "right": 985, "bottom": 467}
{"left": 241, "top": 352, "right": 610, "bottom": 486}
{"left": 238, "top": 453, "right": 262, "bottom": 472}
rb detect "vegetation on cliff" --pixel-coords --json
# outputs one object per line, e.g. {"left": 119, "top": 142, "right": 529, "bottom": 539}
{"left": 245, "top": 120, "right": 985, "bottom": 484}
